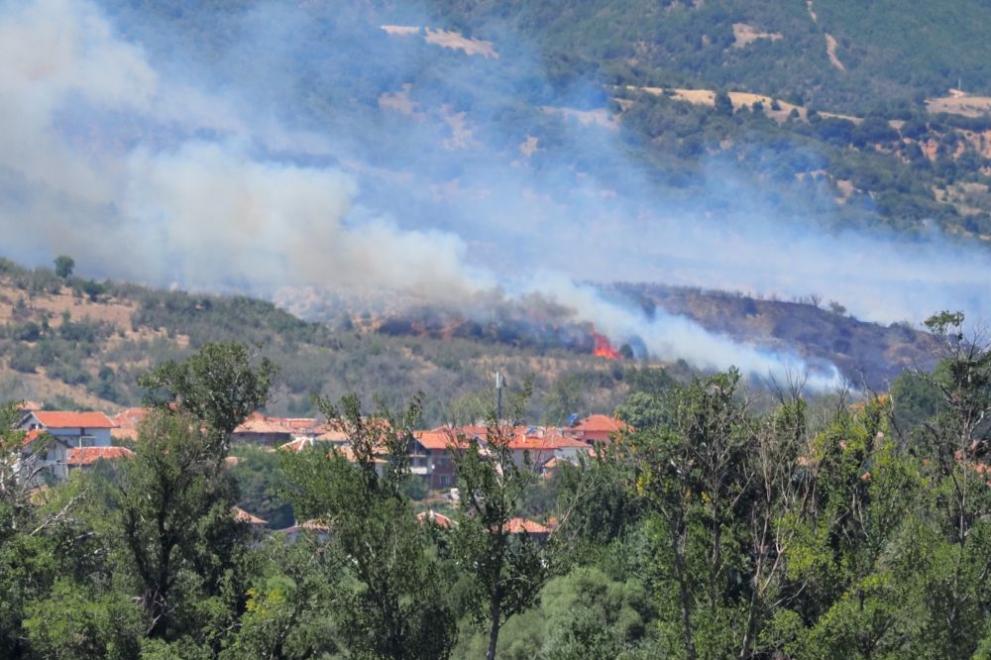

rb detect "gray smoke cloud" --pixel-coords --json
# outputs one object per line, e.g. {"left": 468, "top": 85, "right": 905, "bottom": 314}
{"left": 0, "top": 0, "right": 491, "bottom": 301}
{"left": 1, "top": 0, "right": 988, "bottom": 390}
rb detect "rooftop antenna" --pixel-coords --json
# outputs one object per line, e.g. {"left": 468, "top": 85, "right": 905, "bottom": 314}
{"left": 494, "top": 371, "right": 503, "bottom": 423}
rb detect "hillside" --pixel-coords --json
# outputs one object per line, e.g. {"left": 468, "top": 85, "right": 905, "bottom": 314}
{"left": 0, "top": 0, "right": 981, "bottom": 412}
{"left": 431, "top": 0, "right": 991, "bottom": 114}
{"left": 0, "top": 258, "right": 940, "bottom": 421}
{"left": 0, "top": 259, "right": 637, "bottom": 424}
{"left": 91, "top": 0, "right": 991, "bottom": 261}
{"left": 613, "top": 283, "right": 941, "bottom": 388}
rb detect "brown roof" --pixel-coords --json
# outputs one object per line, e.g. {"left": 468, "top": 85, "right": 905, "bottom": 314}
{"left": 21, "top": 429, "right": 46, "bottom": 447}
{"left": 503, "top": 517, "right": 550, "bottom": 535}
{"left": 507, "top": 430, "right": 588, "bottom": 451}
{"left": 31, "top": 411, "right": 115, "bottom": 429}
{"left": 316, "top": 429, "right": 350, "bottom": 443}
{"left": 65, "top": 446, "right": 134, "bottom": 466}
{"left": 415, "top": 429, "right": 472, "bottom": 451}
{"left": 234, "top": 413, "right": 321, "bottom": 435}
{"left": 572, "top": 414, "right": 627, "bottom": 434}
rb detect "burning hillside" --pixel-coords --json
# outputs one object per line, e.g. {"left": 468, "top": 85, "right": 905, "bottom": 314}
{"left": 298, "top": 283, "right": 944, "bottom": 389}
{"left": 366, "top": 304, "right": 632, "bottom": 360}
{"left": 592, "top": 332, "right": 622, "bottom": 360}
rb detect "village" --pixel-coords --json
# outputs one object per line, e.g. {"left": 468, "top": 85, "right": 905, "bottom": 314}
{"left": 14, "top": 402, "right": 627, "bottom": 537}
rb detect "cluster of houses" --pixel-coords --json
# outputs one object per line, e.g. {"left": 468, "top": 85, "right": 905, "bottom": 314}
{"left": 13, "top": 402, "right": 627, "bottom": 535}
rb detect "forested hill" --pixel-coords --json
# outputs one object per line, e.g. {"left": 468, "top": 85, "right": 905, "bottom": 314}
{"left": 431, "top": 0, "right": 991, "bottom": 114}
{"left": 0, "top": 258, "right": 938, "bottom": 421}
{"left": 426, "top": 0, "right": 991, "bottom": 236}
{"left": 97, "top": 0, "right": 991, "bottom": 258}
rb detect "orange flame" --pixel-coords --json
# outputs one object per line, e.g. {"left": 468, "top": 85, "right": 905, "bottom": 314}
{"left": 593, "top": 332, "right": 621, "bottom": 360}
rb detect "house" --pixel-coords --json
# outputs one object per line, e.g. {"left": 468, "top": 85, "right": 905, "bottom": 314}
{"left": 65, "top": 446, "right": 134, "bottom": 472}
{"left": 411, "top": 428, "right": 467, "bottom": 489}
{"left": 232, "top": 413, "right": 322, "bottom": 446}
{"left": 20, "top": 410, "right": 115, "bottom": 447}
{"left": 565, "top": 414, "right": 628, "bottom": 445}
{"left": 17, "top": 411, "right": 118, "bottom": 482}
{"left": 279, "top": 428, "right": 350, "bottom": 453}
{"left": 505, "top": 427, "right": 589, "bottom": 470}
{"left": 277, "top": 519, "right": 331, "bottom": 543}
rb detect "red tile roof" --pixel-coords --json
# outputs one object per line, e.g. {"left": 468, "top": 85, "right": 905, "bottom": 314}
{"left": 21, "top": 429, "right": 46, "bottom": 447}
{"left": 572, "top": 414, "right": 627, "bottom": 434}
{"left": 503, "top": 517, "right": 550, "bottom": 535}
{"left": 316, "top": 429, "right": 350, "bottom": 443}
{"left": 507, "top": 430, "right": 588, "bottom": 451}
{"left": 235, "top": 413, "right": 322, "bottom": 436}
{"left": 65, "top": 446, "right": 134, "bottom": 466}
{"left": 415, "top": 429, "right": 473, "bottom": 451}
{"left": 31, "top": 411, "right": 115, "bottom": 429}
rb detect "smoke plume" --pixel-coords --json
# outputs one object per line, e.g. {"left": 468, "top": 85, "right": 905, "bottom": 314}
{"left": 1, "top": 0, "right": 989, "bottom": 389}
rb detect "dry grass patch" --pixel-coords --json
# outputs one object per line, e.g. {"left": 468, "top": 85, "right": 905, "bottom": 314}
{"left": 926, "top": 95, "right": 991, "bottom": 118}
{"left": 731, "top": 23, "right": 782, "bottom": 49}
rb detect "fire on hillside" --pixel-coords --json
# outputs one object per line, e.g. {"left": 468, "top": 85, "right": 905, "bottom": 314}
{"left": 592, "top": 332, "right": 621, "bottom": 360}
{"left": 362, "top": 305, "right": 636, "bottom": 360}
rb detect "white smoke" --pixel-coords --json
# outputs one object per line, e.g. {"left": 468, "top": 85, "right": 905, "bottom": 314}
{"left": 0, "top": 0, "right": 489, "bottom": 302}
{"left": 2, "top": 0, "right": 989, "bottom": 391}
{"left": 526, "top": 273, "right": 844, "bottom": 390}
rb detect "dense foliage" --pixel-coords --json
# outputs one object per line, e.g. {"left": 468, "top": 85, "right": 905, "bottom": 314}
{"left": 1, "top": 323, "right": 991, "bottom": 657}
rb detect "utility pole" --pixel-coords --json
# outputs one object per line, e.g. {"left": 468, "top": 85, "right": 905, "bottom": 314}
{"left": 494, "top": 371, "right": 503, "bottom": 423}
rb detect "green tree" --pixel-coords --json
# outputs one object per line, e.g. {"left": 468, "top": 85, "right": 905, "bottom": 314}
{"left": 220, "top": 537, "right": 341, "bottom": 659}
{"left": 110, "top": 409, "right": 247, "bottom": 643}
{"left": 448, "top": 379, "right": 566, "bottom": 660}
{"left": 621, "top": 370, "right": 753, "bottom": 660}
{"left": 54, "top": 255, "right": 75, "bottom": 279}
{"left": 714, "top": 90, "right": 734, "bottom": 116}
{"left": 140, "top": 341, "right": 275, "bottom": 446}
{"left": 282, "top": 393, "right": 457, "bottom": 659}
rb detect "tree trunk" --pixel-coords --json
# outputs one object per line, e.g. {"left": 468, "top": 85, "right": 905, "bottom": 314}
{"left": 672, "top": 525, "right": 698, "bottom": 660}
{"left": 486, "top": 595, "right": 502, "bottom": 660}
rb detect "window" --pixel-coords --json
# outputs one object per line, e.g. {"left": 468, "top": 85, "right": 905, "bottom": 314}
{"left": 79, "top": 436, "right": 96, "bottom": 447}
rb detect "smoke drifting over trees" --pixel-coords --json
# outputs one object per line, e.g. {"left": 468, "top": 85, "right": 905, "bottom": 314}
{"left": 1, "top": 0, "right": 989, "bottom": 386}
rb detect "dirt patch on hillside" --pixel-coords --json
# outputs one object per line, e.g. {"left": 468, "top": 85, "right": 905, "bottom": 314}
{"left": 933, "top": 182, "right": 991, "bottom": 217}
{"left": 0, "top": 364, "right": 119, "bottom": 410}
{"left": 926, "top": 95, "right": 991, "bottom": 118}
{"left": 624, "top": 85, "right": 863, "bottom": 125}
{"left": 424, "top": 28, "right": 498, "bottom": 59}
{"left": 835, "top": 179, "right": 856, "bottom": 204}
{"left": 381, "top": 25, "right": 499, "bottom": 59}
{"left": 0, "top": 284, "right": 136, "bottom": 329}
{"left": 732, "top": 23, "right": 782, "bottom": 49}
{"left": 825, "top": 34, "right": 846, "bottom": 71}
